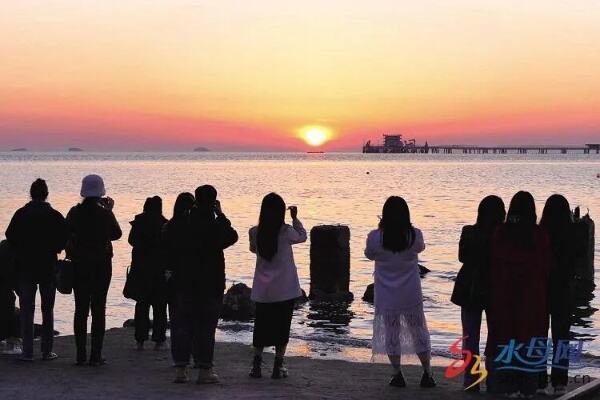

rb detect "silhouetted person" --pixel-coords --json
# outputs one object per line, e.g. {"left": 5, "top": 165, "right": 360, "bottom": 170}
{"left": 171, "top": 185, "right": 238, "bottom": 384}
{"left": 0, "top": 239, "right": 21, "bottom": 354}
{"left": 486, "top": 191, "right": 551, "bottom": 397}
{"left": 539, "top": 194, "right": 578, "bottom": 396}
{"left": 162, "top": 193, "right": 195, "bottom": 364}
{"left": 129, "top": 196, "right": 168, "bottom": 350}
{"left": 451, "top": 195, "right": 505, "bottom": 391}
{"left": 249, "top": 193, "right": 306, "bottom": 379}
{"left": 5, "top": 179, "right": 67, "bottom": 361}
{"left": 66, "top": 175, "right": 122, "bottom": 366}
{"left": 365, "top": 196, "right": 435, "bottom": 389}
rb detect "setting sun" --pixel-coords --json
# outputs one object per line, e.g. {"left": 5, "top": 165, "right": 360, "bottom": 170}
{"left": 299, "top": 126, "right": 333, "bottom": 147}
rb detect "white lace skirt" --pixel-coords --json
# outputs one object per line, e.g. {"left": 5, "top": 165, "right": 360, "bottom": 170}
{"left": 371, "top": 303, "right": 431, "bottom": 358}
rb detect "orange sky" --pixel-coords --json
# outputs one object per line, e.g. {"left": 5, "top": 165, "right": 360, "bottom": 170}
{"left": 1, "top": 1, "right": 599, "bottom": 151}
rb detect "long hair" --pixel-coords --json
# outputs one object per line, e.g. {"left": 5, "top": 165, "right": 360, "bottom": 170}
{"left": 143, "top": 196, "right": 163, "bottom": 218}
{"left": 540, "top": 194, "right": 572, "bottom": 245}
{"left": 379, "top": 196, "right": 414, "bottom": 252}
{"left": 476, "top": 195, "right": 506, "bottom": 234}
{"left": 503, "top": 191, "right": 537, "bottom": 249}
{"left": 172, "top": 192, "right": 195, "bottom": 219}
{"left": 257, "top": 192, "right": 286, "bottom": 261}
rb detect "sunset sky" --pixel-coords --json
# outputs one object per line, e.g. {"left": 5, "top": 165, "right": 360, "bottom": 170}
{"left": 1, "top": 1, "right": 599, "bottom": 151}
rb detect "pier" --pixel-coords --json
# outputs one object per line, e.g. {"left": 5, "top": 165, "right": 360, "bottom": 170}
{"left": 362, "top": 135, "right": 600, "bottom": 155}
{"left": 426, "top": 144, "right": 600, "bottom": 155}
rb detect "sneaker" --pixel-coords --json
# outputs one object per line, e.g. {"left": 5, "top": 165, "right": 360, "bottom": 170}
{"left": 389, "top": 371, "right": 406, "bottom": 387}
{"left": 42, "top": 352, "right": 58, "bottom": 361}
{"left": 420, "top": 372, "right": 436, "bottom": 388}
{"left": 249, "top": 355, "right": 262, "bottom": 378}
{"left": 506, "top": 392, "right": 521, "bottom": 399}
{"left": 197, "top": 368, "right": 219, "bottom": 384}
{"left": 553, "top": 386, "right": 567, "bottom": 396}
{"left": 173, "top": 366, "right": 189, "bottom": 384}
{"left": 136, "top": 342, "right": 144, "bottom": 351}
{"left": 272, "top": 356, "right": 288, "bottom": 379}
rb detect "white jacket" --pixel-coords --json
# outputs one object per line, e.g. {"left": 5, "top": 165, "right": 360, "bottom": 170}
{"left": 249, "top": 219, "right": 307, "bottom": 303}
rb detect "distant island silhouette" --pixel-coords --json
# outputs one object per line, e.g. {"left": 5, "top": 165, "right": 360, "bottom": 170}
{"left": 68, "top": 147, "right": 84, "bottom": 152}
{"left": 194, "top": 147, "right": 210, "bottom": 152}
{"left": 10, "top": 148, "right": 28, "bottom": 152}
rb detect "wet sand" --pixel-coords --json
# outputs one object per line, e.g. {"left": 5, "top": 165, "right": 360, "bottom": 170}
{"left": 0, "top": 328, "right": 591, "bottom": 399}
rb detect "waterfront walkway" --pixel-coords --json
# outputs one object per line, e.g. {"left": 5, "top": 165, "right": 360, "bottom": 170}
{"left": 0, "top": 328, "right": 592, "bottom": 399}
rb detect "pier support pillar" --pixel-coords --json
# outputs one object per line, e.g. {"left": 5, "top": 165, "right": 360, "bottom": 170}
{"left": 574, "top": 210, "right": 595, "bottom": 282}
{"left": 310, "top": 225, "right": 353, "bottom": 301}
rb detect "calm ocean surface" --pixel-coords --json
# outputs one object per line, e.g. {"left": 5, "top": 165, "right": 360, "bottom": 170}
{"left": 0, "top": 152, "right": 598, "bottom": 372}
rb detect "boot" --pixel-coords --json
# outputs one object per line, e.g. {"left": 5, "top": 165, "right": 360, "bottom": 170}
{"left": 173, "top": 366, "right": 189, "bottom": 384}
{"left": 197, "top": 368, "right": 219, "bottom": 384}
{"left": 389, "top": 371, "right": 406, "bottom": 387}
{"left": 272, "top": 356, "right": 288, "bottom": 379}
{"left": 249, "top": 355, "right": 262, "bottom": 378}
{"left": 420, "top": 371, "right": 436, "bottom": 388}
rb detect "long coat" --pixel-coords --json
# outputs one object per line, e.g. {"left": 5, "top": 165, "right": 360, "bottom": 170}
{"left": 128, "top": 213, "right": 168, "bottom": 302}
{"left": 485, "top": 226, "right": 551, "bottom": 357}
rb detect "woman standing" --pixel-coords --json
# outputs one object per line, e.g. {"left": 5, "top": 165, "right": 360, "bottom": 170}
{"left": 486, "top": 191, "right": 551, "bottom": 398}
{"left": 162, "top": 192, "right": 195, "bottom": 311}
{"left": 162, "top": 192, "right": 195, "bottom": 382}
{"left": 249, "top": 193, "right": 306, "bottom": 379}
{"left": 365, "top": 196, "right": 435, "bottom": 388}
{"left": 129, "top": 196, "right": 168, "bottom": 350}
{"left": 539, "top": 194, "right": 577, "bottom": 396}
{"left": 67, "top": 175, "right": 122, "bottom": 366}
{"left": 451, "top": 195, "right": 505, "bottom": 391}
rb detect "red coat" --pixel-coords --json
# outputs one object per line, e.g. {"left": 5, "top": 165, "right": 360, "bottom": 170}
{"left": 485, "top": 226, "right": 551, "bottom": 357}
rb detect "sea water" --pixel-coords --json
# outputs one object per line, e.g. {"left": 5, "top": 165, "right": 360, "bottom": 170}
{"left": 0, "top": 152, "right": 598, "bottom": 373}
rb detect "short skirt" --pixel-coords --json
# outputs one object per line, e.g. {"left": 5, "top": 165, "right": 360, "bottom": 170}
{"left": 252, "top": 299, "right": 295, "bottom": 347}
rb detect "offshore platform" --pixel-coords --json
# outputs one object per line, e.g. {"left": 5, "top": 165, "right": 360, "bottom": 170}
{"left": 362, "top": 134, "right": 600, "bottom": 154}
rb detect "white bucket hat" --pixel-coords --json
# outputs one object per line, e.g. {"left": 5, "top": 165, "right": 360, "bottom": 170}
{"left": 80, "top": 174, "right": 106, "bottom": 198}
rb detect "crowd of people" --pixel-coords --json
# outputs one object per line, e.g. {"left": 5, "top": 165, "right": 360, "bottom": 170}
{"left": 451, "top": 192, "right": 580, "bottom": 398}
{"left": 0, "top": 174, "right": 581, "bottom": 398}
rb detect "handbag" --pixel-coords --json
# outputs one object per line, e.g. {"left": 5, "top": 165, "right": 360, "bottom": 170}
{"left": 55, "top": 259, "right": 75, "bottom": 295}
{"left": 123, "top": 265, "right": 144, "bottom": 301}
